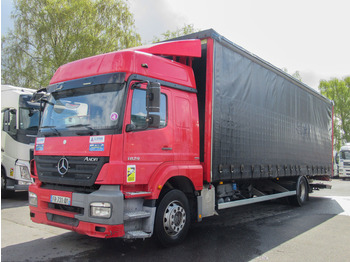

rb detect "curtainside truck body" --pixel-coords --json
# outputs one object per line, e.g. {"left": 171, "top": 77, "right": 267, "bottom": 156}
{"left": 29, "top": 29, "right": 333, "bottom": 246}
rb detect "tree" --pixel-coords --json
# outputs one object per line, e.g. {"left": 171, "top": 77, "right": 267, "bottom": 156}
{"left": 1, "top": 0, "right": 141, "bottom": 89}
{"left": 319, "top": 77, "right": 350, "bottom": 150}
{"left": 282, "top": 68, "right": 302, "bottom": 82}
{"left": 153, "top": 24, "right": 199, "bottom": 43}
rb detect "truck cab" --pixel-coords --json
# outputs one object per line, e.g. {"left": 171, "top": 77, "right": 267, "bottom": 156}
{"left": 1, "top": 85, "right": 40, "bottom": 197}
{"left": 29, "top": 40, "right": 203, "bottom": 245}
{"left": 339, "top": 144, "right": 350, "bottom": 179}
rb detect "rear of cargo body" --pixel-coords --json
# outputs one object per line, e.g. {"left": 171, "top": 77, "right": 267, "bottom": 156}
{"left": 173, "top": 29, "right": 333, "bottom": 183}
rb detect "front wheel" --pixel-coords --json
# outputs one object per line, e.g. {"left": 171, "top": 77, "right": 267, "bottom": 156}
{"left": 1, "top": 172, "right": 11, "bottom": 198}
{"left": 154, "top": 189, "right": 191, "bottom": 247}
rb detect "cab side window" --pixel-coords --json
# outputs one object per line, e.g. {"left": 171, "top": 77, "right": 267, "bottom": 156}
{"left": 131, "top": 89, "right": 167, "bottom": 130}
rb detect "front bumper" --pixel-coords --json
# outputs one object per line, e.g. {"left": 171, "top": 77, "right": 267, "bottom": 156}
{"left": 14, "top": 181, "right": 31, "bottom": 191}
{"left": 29, "top": 184, "right": 125, "bottom": 238}
{"left": 339, "top": 166, "right": 350, "bottom": 178}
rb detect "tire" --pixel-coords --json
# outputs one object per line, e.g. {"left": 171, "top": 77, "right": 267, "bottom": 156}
{"left": 1, "top": 172, "right": 11, "bottom": 199}
{"left": 154, "top": 189, "right": 191, "bottom": 247}
{"left": 289, "top": 176, "right": 309, "bottom": 207}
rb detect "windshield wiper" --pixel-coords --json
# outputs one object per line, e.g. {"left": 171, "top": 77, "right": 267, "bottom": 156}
{"left": 40, "top": 125, "right": 61, "bottom": 136}
{"left": 66, "top": 124, "right": 100, "bottom": 135}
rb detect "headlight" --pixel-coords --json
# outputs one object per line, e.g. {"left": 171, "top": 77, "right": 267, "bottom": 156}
{"left": 18, "top": 165, "right": 31, "bottom": 180}
{"left": 28, "top": 192, "right": 38, "bottom": 206}
{"left": 90, "top": 202, "right": 112, "bottom": 218}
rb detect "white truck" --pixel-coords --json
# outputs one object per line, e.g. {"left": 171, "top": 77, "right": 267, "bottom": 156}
{"left": 1, "top": 85, "right": 40, "bottom": 197}
{"left": 339, "top": 143, "right": 350, "bottom": 180}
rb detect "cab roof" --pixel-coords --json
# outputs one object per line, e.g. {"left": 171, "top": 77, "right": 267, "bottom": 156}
{"left": 50, "top": 40, "right": 201, "bottom": 89}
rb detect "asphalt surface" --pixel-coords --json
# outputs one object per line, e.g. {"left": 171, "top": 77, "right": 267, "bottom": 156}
{"left": 2, "top": 179, "right": 350, "bottom": 262}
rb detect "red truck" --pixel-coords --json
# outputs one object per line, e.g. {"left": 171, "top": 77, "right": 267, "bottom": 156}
{"left": 29, "top": 29, "right": 333, "bottom": 246}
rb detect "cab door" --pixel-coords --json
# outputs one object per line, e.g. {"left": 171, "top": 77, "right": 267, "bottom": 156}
{"left": 123, "top": 83, "right": 174, "bottom": 185}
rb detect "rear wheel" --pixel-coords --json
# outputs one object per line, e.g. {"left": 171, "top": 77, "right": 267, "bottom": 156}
{"left": 289, "top": 176, "right": 309, "bottom": 206}
{"left": 154, "top": 189, "right": 191, "bottom": 247}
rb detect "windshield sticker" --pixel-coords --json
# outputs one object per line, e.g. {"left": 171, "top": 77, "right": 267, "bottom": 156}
{"left": 89, "top": 136, "right": 105, "bottom": 143}
{"left": 36, "top": 144, "right": 44, "bottom": 151}
{"left": 36, "top": 137, "right": 45, "bottom": 144}
{"left": 89, "top": 143, "right": 104, "bottom": 152}
{"left": 127, "top": 165, "right": 136, "bottom": 183}
{"left": 110, "top": 112, "right": 119, "bottom": 121}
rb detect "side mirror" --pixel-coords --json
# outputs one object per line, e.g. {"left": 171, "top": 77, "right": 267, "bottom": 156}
{"left": 125, "top": 123, "right": 136, "bottom": 132}
{"left": 2, "top": 109, "right": 17, "bottom": 135}
{"left": 31, "top": 88, "right": 47, "bottom": 102}
{"left": 146, "top": 82, "right": 160, "bottom": 113}
{"left": 147, "top": 114, "right": 160, "bottom": 128}
{"left": 31, "top": 92, "right": 44, "bottom": 102}
{"left": 3, "top": 110, "right": 10, "bottom": 132}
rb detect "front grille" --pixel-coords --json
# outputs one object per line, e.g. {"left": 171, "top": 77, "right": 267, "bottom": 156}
{"left": 41, "top": 183, "right": 100, "bottom": 194}
{"left": 35, "top": 155, "right": 109, "bottom": 186}
{"left": 343, "top": 162, "right": 350, "bottom": 166}
{"left": 48, "top": 203, "right": 84, "bottom": 215}
{"left": 47, "top": 213, "right": 79, "bottom": 227}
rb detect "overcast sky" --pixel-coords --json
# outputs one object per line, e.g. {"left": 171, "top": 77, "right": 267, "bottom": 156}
{"left": 2, "top": 0, "right": 350, "bottom": 91}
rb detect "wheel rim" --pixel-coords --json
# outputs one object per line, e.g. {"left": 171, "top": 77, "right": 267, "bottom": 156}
{"left": 163, "top": 200, "right": 186, "bottom": 237}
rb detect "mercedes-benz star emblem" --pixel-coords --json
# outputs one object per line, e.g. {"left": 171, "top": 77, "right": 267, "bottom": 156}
{"left": 57, "top": 157, "right": 69, "bottom": 176}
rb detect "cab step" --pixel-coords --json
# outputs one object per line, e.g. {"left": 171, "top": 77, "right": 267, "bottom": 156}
{"left": 124, "top": 230, "right": 151, "bottom": 239}
{"left": 124, "top": 211, "right": 151, "bottom": 221}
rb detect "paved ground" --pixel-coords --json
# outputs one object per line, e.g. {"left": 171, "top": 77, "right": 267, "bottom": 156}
{"left": 2, "top": 179, "right": 350, "bottom": 262}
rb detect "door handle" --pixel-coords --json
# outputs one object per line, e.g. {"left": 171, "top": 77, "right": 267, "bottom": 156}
{"left": 162, "top": 147, "right": 173, "bottom": 151}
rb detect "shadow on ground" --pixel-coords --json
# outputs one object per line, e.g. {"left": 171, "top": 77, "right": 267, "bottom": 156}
{"left": 1, "top": 196, "right": 344, "bottom": 262}
{"left": 1, "top": 191, "right": 28, "bottom": 209}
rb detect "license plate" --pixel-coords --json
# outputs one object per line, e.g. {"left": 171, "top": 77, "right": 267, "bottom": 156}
{"left": 50, "top": 195, "right": 71, "bottom": 205}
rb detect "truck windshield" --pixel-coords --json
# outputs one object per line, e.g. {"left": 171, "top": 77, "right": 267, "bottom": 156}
{"left": 341, "top": 150, "right": 350, "bottom": 160}
{"left": 19, "top": 95, "right": 40, "bottom": 131}
{"left": 40, "top": 83, "right": 125, "bottom": 134}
